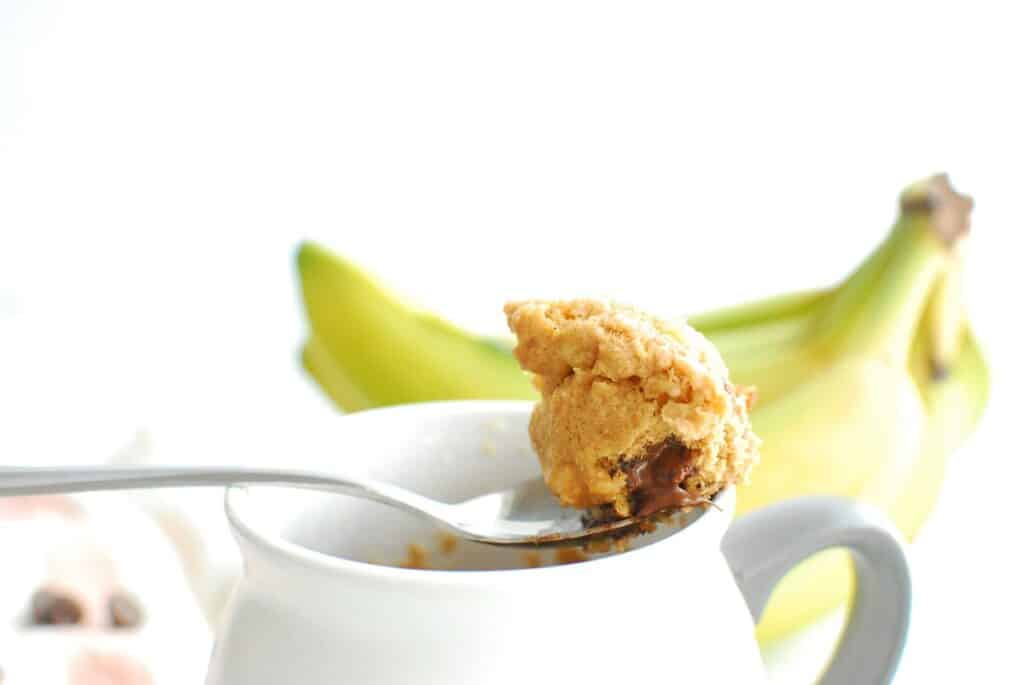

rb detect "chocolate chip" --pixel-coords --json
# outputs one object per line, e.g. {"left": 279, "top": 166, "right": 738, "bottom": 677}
{"left": 109, "top": 592, "right": 144, "bottom": 629}
{"left": 30, "top": 588, "right": 83, "bottom": 626}
{"left": 624, "top": 438, "right": 699, "bottom": 517}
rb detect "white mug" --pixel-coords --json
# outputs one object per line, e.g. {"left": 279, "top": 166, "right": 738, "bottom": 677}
{"left": 207, "top": 401, "right": 911, "bottom": 684}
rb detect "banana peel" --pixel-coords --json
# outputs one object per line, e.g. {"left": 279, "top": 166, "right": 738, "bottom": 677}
{"left": 298, "top": 243, "right": 534, "bottom": 411}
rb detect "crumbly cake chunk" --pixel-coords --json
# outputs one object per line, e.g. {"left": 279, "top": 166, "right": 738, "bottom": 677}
{"left": 505, "top": 299, "right": 759, "bottom": 518}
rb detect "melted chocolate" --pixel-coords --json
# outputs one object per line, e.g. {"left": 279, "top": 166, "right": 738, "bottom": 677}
{"left": 624, "top": 438, "right": 698, "bottom": 517}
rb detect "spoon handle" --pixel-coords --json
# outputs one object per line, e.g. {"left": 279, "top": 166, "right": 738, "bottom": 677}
{"left": 0, "top": 465, "right": 450, "bottom": 520}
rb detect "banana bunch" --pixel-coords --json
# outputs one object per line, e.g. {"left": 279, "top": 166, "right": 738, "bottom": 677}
{"left": 296, "top": 174, "right": 989, "bottom": 642}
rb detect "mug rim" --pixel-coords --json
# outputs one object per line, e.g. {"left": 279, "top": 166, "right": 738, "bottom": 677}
{"left": 224, "top": 400, "right": 735, "bottom": 586}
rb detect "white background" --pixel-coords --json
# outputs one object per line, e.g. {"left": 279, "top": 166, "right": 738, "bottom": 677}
{"left": 1, "top": 1, "right": 1022, "bottom": 682}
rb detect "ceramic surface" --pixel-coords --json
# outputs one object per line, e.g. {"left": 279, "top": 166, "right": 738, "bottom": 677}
{"left": 207, "top": 401, "right": 910, "bottom": 685}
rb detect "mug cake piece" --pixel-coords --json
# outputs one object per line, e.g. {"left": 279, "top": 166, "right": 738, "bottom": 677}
{"left": 505, "top": 299, "right": 759, "bottom": 520}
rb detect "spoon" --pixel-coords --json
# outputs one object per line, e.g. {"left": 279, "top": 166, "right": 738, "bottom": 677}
{"left": 0, "top": 465, "right": 646, "bottom": 547}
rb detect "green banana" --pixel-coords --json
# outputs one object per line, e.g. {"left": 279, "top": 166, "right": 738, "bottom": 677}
{"left": 686, "top": 288, "right": 828, "bottom": 333}
{"left": 296, "top": 174, "right": 989, "bottom": 642}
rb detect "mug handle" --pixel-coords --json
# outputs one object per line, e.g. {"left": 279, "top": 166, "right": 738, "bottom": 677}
{"left": 721, "top": 496, "right": 912, "bottom": 685}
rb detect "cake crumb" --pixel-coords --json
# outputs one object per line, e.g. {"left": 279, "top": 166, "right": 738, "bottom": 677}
{"left": 522, "top": 552, "right": 542, "bottom": 568}
{"left": 437, "top": 533, "right": 458, "bottom": 556}
{"left": 401, "top": 544, "right": 430, "bottom": 569}
{"left": 554, "top": 548, "right": 588, "bottom": 565}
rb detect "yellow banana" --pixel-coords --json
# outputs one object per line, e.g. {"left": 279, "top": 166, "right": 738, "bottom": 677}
{"left": 296, "top": 174, "right": 989, "bottom": 642}
{"left": 890, "top": 328, "right": 988, "bottom": 535}
{"left": 752, "top": 318, "right": 988, "bottom": 641}
{"left": 733, "top": 187, "right": 956, "bottom": 639}
{"left": 697, "top": 195, "right": 985, "bottom": 639}
{"left": 297, "top": 243, "right": 534, "bottom": 411}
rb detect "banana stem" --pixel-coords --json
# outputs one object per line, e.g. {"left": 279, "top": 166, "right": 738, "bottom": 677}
{"left": 815, "top": 175, "right": 972, "bottom": 364}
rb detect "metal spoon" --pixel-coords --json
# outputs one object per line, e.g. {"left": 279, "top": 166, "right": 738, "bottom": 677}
{"left": 0, "top": 466, "right": 645, "bottom": 547}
